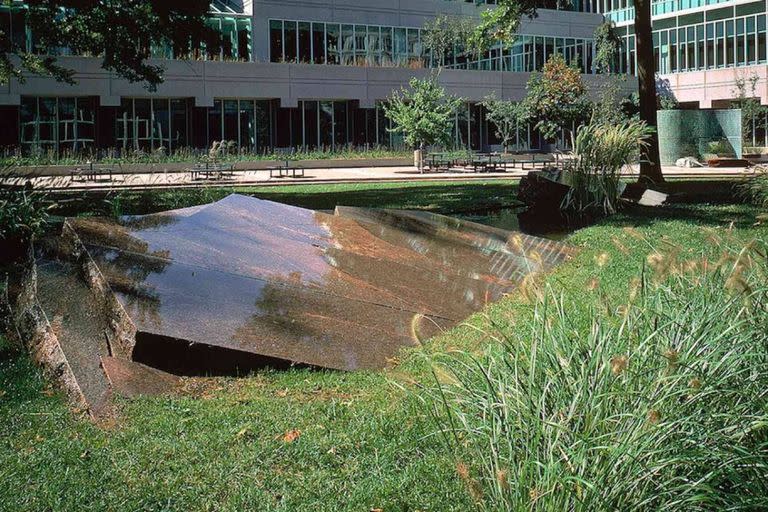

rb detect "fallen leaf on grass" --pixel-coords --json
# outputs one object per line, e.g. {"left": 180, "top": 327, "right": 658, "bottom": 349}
{"left": 279, "top": 429, "right": 301, "bottom": 443}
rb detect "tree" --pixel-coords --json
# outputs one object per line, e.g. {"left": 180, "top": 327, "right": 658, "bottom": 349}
{"left": 484, "top": 0, "right": 665, "bottom": 184}
{"left": 592, "top": 21, "right": 632, "bottom": 126}
{"left": 593, "top": 21, "right": 623, "bottom": 74}
{"left": 383, "top": 74, "right": 462, "bottom": 170}
{"left": 422, "top": 15, "right": 475, "bottom": 68}
{"left": 522, "top": 54, "right": 591, "bottom": 144}
{"left": 482, "top": 94, "right": 527, "bottom": 153}
{"left": 733, "top": 73, "right": 767, "bottom": 147}
{"left": 1, "top": 0, "right": 215, "bottom": 90}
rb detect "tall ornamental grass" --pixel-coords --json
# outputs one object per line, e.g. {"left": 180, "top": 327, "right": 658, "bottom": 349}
{"left": 738, "top": 166, "right": 768, "bottom": 209}
{"left": 562, "top": 121, "right": 653, "bottom": 215}
{"left": 424, "top": 241, "right": 768, "bottom": 510}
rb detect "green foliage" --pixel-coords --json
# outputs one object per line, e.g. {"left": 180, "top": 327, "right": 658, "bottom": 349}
{"left": 425, "top": 239, "right": 768, "bottom": 510}
{"left": 593, "top": 21, "right": 623, "bottom": 74}
{"left": 563, "top": 120, "right": 653, "bottom": 215}
{"left": 732, "top": 74, "right": 767, "bottom": 145}
{"left": 0, "top": 183, "right": 50, "bottom": 241}
{"left": 473, "top": 0, "right": 573, "bottom": 50}
{"left": 592, "top": 77, "right": 631, "bottom": 126}
{"left": 0, "top": 146, "right": 412, "bottom": 167}
{"left": 737, "top": 167, "right": 768, "bottom": 208}
{"left": 706, "top": 138, "right": 737, "bottom": 158}
{"left": 422, "top": 15, "right": 477, "bottom": 67}
{"left": 383, "top": 75, "right": 463, "bottom": 150}
{"left": 481, "top": 95, "right": 526, "bottom": 153}
{"left": 522, "top": 53, "right": 591, "bottom": 142}
{"left": 0, "top": 1, "right": 214, "bottom": 89}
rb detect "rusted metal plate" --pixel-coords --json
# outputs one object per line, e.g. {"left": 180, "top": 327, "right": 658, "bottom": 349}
{"left": 65, "top": 195, "right": 574, "bottom": 371}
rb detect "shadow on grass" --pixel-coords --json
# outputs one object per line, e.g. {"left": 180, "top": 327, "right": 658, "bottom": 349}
{"left": 50, "top": 181, "right": 522, "bottom": 218}
{"left": 609, "top": 202, "right": 760, "bottom": 230}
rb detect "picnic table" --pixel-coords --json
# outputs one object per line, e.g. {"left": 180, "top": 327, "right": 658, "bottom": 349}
{"left": 470, "top": 153, "right": 505, "bottom": 173}
{"left": 425, "top": 153, "right": 454, "bottom": 172}
{"left": 189, "top": 162, "right": 237, "bottom": 181}
{"left": 70, "top": 162, "right": 116, "bottom": 182}
{"left": 268, "top": 159, "right": 305, "bottom": 178}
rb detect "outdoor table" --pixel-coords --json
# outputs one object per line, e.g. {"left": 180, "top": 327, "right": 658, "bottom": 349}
{"left": 471, "top": 153, "right": 499, "bottom": 173}
{"left": 190, "top": 162, "right": 236, "bottom": 181}
{"left": 269, "top": 160, "right": 305, "bottom": 178}
{"left": 426, "top": 153, "right": 452, "bottom": 172}
{"left": 70, "top": 162, "right": 115, "bottom": 182}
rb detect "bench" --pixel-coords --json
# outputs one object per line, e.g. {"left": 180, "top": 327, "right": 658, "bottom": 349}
{"left": 268, "top": 164, "right": 305, "bottom": 178}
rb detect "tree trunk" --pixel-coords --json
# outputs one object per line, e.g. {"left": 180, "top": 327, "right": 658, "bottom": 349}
{"left": 634, "top": 0, "right": 665, "bottom": 184}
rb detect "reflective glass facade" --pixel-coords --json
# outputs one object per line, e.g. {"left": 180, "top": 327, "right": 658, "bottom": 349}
{"left": 20, "top": 96, "right": 95, "bottom": 153}
{"left": 114, "top": 98, "right": 189, "bottom": 152}
{"left": 612, "top": 3, "right": 767, "bottom": 74}
{"left": 269, "top": 18, "right": 598, "bottom": 73}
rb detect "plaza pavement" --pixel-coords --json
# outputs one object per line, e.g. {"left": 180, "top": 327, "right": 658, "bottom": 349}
{"left": 0, "top": 164, "right": 757, "bottom": 191}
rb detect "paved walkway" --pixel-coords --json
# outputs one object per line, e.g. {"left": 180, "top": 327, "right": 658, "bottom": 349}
{"left": 0, "top": 164, "right": 756, "bottom": 191}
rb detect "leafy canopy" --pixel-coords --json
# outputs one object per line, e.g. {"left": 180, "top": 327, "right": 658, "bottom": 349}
{"left": 473, "top": 0, "right": 572, "bottom": 49}
{"left": 0, "top": 0, "right": 215, "bottom": 90}
{"left": 383, "top": 75, "right": 463, "bottom": 149}
{"left": 522, "top": 53, "right": 591, "bottom": 141}
{"left": 593, "top": 21, "right": 623, "bottom": 74}
{"left": 482, "top": 95, "right": 527, "bottom": 152}
{"left": 422, "top": 15, "right": 476, "bottom": 67}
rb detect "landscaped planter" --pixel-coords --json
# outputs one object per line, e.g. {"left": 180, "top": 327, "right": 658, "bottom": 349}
{"left": 6, "top": 157, "right": 413, "bottom": 178}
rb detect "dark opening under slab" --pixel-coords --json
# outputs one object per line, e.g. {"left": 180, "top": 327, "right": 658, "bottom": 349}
{"left": 132, "top": 331, "right": 309, "bottom": 376}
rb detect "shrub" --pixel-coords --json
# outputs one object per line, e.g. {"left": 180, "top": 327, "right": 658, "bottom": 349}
{"left": 561, "top": 120, "right": 653, "bottom": 215}
{"left": 706, "top": 138, "right": 737, "bottom": 158}
{"left": 0, "top": 183, "right": 51, "bottom": 242}
{"left": 424, "top": 242, "right": 768, "bottom": 510}
{"left": 737, "top": 166, "right": 768, "bottom": 208}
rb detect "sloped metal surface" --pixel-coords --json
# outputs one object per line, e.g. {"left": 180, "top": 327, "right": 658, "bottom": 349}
{"left": 65, "top": 194, "right": 574, "bottom": 371}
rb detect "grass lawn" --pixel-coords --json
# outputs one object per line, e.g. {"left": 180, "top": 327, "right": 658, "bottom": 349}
{"left": 52, "top": 180, "right": 522, "bottom": 219}
{"left": 1, "top": 181, "right": 765, "bottom": 511}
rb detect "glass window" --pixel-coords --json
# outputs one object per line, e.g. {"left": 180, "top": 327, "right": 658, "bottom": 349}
{"left": 255, "top": 100, "right": 271, "bottom": 151}
{"left": 303, "top": 100, "right": 318, "bottom": 148}
{"left": 367, "top": 26, "right": 381, "bottom": 66}
{"left": 726, "top": 20, "right": 735, "bottom": 66}
{"left": 334, "top": 101, "right": 348, "bottom": 148}
{"left": 171, "top": 99, "right": 188, "bottom": 149}
{"left": 312, "top": 22, "right": 325, "bottom": 64}
{"left": 208, "top": 99, "right": 223, "bottom": 144}
{"left": 393, "top": 28, "right": 407, "bottom": 66}
{"left": 341, "top": 24, "right": 355, "bottom": 65}
{"left": 223, "top": 99, "right": 239, "bottom": 143}
{"left": 381, "top": 27, "right": 393, "bottom": 67}
{"left": 319, "top": 101, "right": 333, "bottom": 147}
{"left": 407, "top": 28, "right": 420, "bottom": 64}
{"left": 239, "top": 100, "right": 255, "bottom": 150}
{"left": 737, "top": 18, "right": 746, "bottom": 65}
{"left": 270, "top": 20, "right": 283, "bottom": 62}
{"left": 327, "top": 24, "right": 340, "bottom": 65}
{"left": 237, "top": 19, "right": 251, "bottom": 61}
{"left": 298, "top": 21, "right": 311, "bottom": 63}
{"left": 284, "top": 21, "right": 297, "bottom": 63}
{"left": 152, "top": 99, "right": 170, "bottom": 150}
{"left": 355, "top": 25, "right": 367, "bottom": 65}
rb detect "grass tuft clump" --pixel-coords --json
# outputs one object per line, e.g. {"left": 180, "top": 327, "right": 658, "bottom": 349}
{"left": 424, "top": 240, "right": 768, "bottom": 510}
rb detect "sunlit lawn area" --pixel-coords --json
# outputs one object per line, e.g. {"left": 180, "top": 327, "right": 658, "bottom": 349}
{"left": 1, "top": 181, "right": 766, "bottom": 511}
